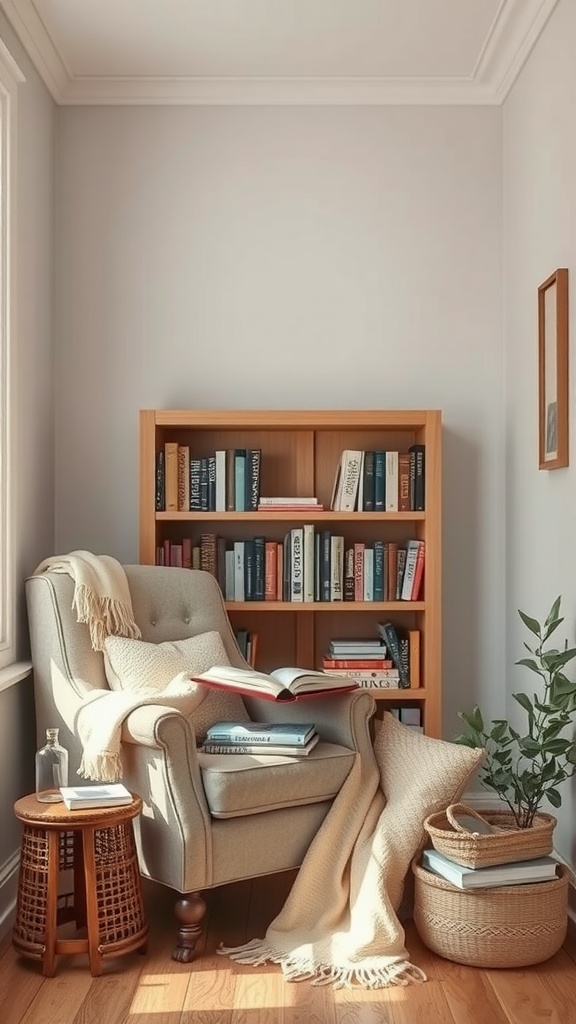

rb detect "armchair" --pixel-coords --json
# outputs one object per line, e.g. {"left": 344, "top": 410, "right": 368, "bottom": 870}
{"left": 26, "top": 565, "right": 376, "bottom": 960}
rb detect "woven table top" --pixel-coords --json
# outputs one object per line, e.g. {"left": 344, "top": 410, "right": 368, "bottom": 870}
{"left": 14, "top": 792, "right": 142, "bottom": 827}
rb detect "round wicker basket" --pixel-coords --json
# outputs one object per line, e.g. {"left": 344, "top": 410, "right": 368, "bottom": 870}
{"left": 412, "top": 860, "right": 568, "bottom": 968}
{"left": 423, "top": 803, "right": 556, "bottom": 869}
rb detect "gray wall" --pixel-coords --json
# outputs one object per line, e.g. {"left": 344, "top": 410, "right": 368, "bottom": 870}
{"left": 0, "top": 12, "right": 55, "bottom": 935}
{"left": 503, "top": 0, "right": 576, "bottom": 867}
{"left": 54, "top": 104, "right": 505, "bottom": 749}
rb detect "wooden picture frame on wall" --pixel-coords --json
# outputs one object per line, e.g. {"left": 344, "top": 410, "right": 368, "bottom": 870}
{"left": 538, "top": 268, "right": 569, "bottom": 470}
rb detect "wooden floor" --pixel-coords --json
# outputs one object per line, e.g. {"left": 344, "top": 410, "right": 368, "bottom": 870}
{"left": 2, "top": 870, "right": 576, "bottom": 1024}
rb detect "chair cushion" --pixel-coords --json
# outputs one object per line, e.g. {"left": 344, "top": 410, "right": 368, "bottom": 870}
{"left": 198, "top": 742, "right": 356, "bottom": 818}
{"left": 103, "top": 630, "right": 249, "bottom": 740}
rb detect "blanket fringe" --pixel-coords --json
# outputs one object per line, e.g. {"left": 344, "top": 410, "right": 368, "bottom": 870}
{"left": 217, "top": 941, "right": 426, "bottom": 989}
{"left": 73, "top": 586, "right": 141, "bottom": 651}
{"left": 78, "top": 750, "right": 123, "bottom": 782}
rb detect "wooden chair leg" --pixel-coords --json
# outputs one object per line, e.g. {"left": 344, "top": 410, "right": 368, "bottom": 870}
{"left": 173, "top": 892, "right": 207, "bottom": 963}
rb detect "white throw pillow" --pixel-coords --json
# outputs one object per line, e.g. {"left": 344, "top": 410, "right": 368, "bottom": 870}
{"left": 103, "top": 630, "right": 249, "bottom": 739}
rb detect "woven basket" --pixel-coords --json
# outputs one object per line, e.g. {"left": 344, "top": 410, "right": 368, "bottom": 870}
{"left": 423, "top": 803, "right": 556, "bottom": 869}
{"left": 412, "top": 859, "right": 568, "bottom": 968}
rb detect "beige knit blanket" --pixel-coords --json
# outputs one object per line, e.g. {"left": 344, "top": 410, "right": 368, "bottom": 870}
{"left": 75, "top": 673, "right": 205, "bottom": 782}
{"left": 33, "top": 551, "right": 141, "bottom": 651}
{"left": 220, "top": 714, "right": 484, "bottom": 989}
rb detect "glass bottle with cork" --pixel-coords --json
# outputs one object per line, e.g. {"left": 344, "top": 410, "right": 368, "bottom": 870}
{"left": 35, "top": 727, "right": 69, "bottom": 802}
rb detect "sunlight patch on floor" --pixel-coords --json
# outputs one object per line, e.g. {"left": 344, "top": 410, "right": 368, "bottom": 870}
{"left": 128, "top": 974, "right": 190, "bottom": 1013}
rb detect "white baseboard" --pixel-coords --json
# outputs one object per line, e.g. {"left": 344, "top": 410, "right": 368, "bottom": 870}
{"left": 0, "top": 849, "right": 19, "bottom": 942}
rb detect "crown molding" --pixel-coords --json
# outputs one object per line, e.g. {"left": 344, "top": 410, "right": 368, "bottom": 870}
{"left": 0, "top": 0, "right": 68, "bottom": 101}
{"left": 474, "top": 0, "right": 559, "bottom": 103}
{"left": 63, "top": 75, "right": 496, "bottom": 107}
{"left": 0, "top": 0, "right": 560, "bottom": 106}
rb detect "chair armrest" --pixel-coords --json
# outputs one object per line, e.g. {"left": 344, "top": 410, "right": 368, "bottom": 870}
{"left": 241, "top": 690, "right": 376, "bottom": 755}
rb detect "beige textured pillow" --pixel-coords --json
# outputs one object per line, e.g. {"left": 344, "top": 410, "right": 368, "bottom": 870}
{"left": 372, "top": 712, "right": 485, "bottom": 910}
{"left": 103, "top": 630, "right": 250, "bottom": 739}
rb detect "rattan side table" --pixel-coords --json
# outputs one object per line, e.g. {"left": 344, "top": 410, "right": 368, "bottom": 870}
{"left": 13, "top": 793, "right": 149, "bottom": 977}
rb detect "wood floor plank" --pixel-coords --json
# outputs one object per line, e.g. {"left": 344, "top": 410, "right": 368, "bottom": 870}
{"left": 407, "top": 922, "right": 511, "bottom": 1024}
{"left": 532, "top": 948, "right": 576, "bottom": 1020}
{"left": 19, "top": 963, "right": 94, "bottom": 1024}
{"left": 485, "top": 963, "right": 570, "bottom": 1024}
{"left": 0, "top": 945, "right": 45, "bottom": 1024}
{"left": 5, "top": 872, "right": 576, "bottom": 1024}
{"left": 125, "top": 881, "right": 203, "bottom": 1024}
{"left": 231, "top": 968, "right": 285, "bottom": 1024}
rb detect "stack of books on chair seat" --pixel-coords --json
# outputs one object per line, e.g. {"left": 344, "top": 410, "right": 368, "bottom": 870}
{"left": 421, "top": 847, "right": 559, "bottom": 889}
{"left": 201, "top": 721, "right": 319, "bottom": 756}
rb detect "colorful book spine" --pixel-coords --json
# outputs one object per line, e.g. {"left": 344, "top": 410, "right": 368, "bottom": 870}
{"left": 164, "top": 441, "right": 179, "bottom": 511}
{"left": 374, "top": 450, "right": 385, "bottom": 511}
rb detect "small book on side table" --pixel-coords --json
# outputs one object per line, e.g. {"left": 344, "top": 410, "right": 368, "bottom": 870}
{"left": 59, "top": 783, "right": 132, "bottom": 810}
{"left": 192, "top": 665, "right": 358, "bottom": 702}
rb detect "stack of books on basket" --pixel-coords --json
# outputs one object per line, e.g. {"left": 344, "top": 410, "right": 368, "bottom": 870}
{"left": 421, "top": 805, "right": 558, "bottom": 889}
{"left": 201, "top": 721, "right": 319, "bottom": 756}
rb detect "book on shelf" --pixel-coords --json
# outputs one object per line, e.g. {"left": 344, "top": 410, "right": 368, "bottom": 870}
{"left": 258, "top": 496, "right": 320, "bottom": 505}
{"left": 331, "top": 450, "right": 363, "bottom": 511}
{"left": 164, "top": 441, "right": 179, "bottom": 511}
{"left": 322, "top": 658, "right": 393, "bottom": 669}
{"left": 330, "top": 535, "right": 344, "bottom": 601}
{"left": 201, "top": 734, "right": 320, "bottom": 757}
{"left": 361, "top": 450, "right": 375, "bottom": 511}
{"left": 421, "top": 848, "right": 559, "bottom": 890}
{"left": 246, "top": 448, "right": 261, "bottom": 511}
{"left": 385, "top": 451, "right": 399, "bottom": 512}
{"left": 303, "top": 524, "right": 315, "bottom": 603}
{"left": 400, "top": 539, "right": 425, "bottom": 601}
{"left": 376, "top": 622, "right": 410, "bottom": 688}
{"left": 234, "top": 449, "right": 247, "bottom": 512}
{"left": 374, "top": 450, "right": 385, "bottom": 511}
{"left": 204, "top": 721, "right": 317, "bottom": 746}
{"left": 343, "top": 547, "right": 355, "bottom": 602}
{"left": 59, "top": 783, "right": 132, "bottom": 811}
{"left": 328, "top": 638, "right": 386, "bottom": 655}
{"left": 326, "top": 669, "right": 401, "bottom": 687}
{"left": 398, "top": 452, "right": 411, "bottom": 512}
{"left": 409, "top": 443, "right": 426, "bottom": 510}
{"left": 291, "top": 527, "right": 304, "bottom": 602}
{"left": 215, "top": 449, "right": 227, "bottom": 512}
{"left": 192, "top": 665, "right": 358, "bottom": 702}
{"left": 155, "top": 450, "right": 165, "bottom": 511}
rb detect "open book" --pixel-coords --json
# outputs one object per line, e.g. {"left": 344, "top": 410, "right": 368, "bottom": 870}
{"left": 192, "top": 665, "right": 358, "bottom": 702}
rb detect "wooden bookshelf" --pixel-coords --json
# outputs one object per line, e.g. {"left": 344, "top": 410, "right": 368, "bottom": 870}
{"left": 139, "top": 409, "right": 442, "bottom": 737}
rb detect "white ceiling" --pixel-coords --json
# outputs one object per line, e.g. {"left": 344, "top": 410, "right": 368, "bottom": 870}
{"left": 0, "top": 0, "right": 559, "bottom": 105}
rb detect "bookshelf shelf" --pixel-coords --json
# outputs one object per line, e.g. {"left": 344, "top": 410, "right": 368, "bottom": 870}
{"left": 140, "top": 408, "right": 442, "bottom": 736}
{"left": 156, "top": 511, "right": 428, "bottom": 523}
{"left": 223, "top": 601, "right": 427, "bottom": 612}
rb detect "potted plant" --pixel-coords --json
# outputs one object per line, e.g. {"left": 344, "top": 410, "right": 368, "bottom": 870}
{"left": 456, "top": 596, "right": 576, "bottom": 829}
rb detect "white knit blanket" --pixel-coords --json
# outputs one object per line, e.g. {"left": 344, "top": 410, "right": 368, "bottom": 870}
{"left": 34, "top": 551, "right": 141, "bottom": 651}
{"left": 220, "top": 714, "right": 484, "bottom": 989}
{"left": 76, "top": 673, "right": 204, "bottom": 782}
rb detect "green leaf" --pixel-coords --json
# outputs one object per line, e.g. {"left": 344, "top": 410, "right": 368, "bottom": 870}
{"left": 542, "top": 649, "right": 576, "bottom": 671}
{"left": 489, "top": 722, "right": 509, "bottom": 744}
{"left": 542, "top": 738, "right": 572, "bottom": 755}
{"left": 546, "top": 788, "right": 562, "bottom": 808}
{"left": 512, "top": 692, "right": 534, "bottom": 717}
{"left": 518, "top": 610, "right": 542, "bottom": 636}
{"left": 518, "top": 736, "right": 540, "bottom": 756}
{"left": 542, "top": 617, "right": 564, "bottom": 642}
{"left": 515, "top": 658, "right": 545, "bottom": 675}
{"left": 565, "top": 744, "right": 576, "bottom": 765}
{"left": 544, "top": 597, "right": 562, "bottom": 626}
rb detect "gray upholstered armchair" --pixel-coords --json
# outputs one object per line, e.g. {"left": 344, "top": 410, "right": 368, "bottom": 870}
{"left": 26, "top": 565, "right": 376, "bottom": 960}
